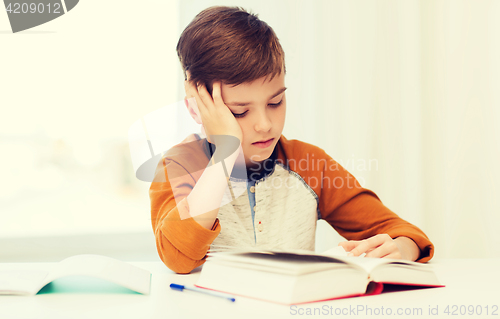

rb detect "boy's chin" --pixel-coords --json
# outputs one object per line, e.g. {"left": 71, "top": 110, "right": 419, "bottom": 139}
{"left": 245, "top": 154, "right": 272, "bottom": 168}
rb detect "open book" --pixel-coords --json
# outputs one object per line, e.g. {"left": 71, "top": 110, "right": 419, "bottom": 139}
{"left": 195, "top": 248, "right": 443, "bottom": 305}
{"left": 0, "top": 254, "right": 151, "bottom": 296}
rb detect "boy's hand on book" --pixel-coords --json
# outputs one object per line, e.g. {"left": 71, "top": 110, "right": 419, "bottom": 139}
{"left": 185, "top": 80, "right": 243, "bottom": 145}
{"left": 338, "top": 234, "right": 419, "bottom": 261}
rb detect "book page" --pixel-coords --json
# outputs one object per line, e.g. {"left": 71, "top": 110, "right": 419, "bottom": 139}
{"left": 0, "top": 270, "right": 48, "bottom": 295}
{"left": 321, "top": 246, "right": 349, "bottom": 257}
{"left": 333, "top": 256, "right": 431, "bottom": 274}
{"left": 41, "top": 254, "right": 151, "bottom": 295}
{"left": 207, "top": 249, "right": 430, "bottom": 277}
{"left": 208, "top": 251, "right": 354, "bottom": 275}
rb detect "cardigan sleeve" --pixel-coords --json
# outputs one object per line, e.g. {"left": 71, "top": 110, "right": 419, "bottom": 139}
{"left": 322, "top": 188, "right": 434, "bottom": 263}
{"left": 316, "top": 152, "right": 434, "bottom": 263}
{"left": 277, "top": 137, "right": 434, "bottom": 263}
{"left": 150, "top": 156, "right": 220, "bottom": 274}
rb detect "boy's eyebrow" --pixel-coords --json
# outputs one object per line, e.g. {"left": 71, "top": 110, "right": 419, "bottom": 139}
{"left": 226, "top": 87, "right": 287, "bottom": 107}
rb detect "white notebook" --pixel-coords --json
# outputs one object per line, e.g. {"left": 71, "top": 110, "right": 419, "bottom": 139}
{"left": 0, "top": 254, "right": 151, "bottom": 296}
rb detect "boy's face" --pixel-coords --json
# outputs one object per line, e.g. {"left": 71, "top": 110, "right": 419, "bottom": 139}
{"left": 221, "top": 72, "right": 286, "bottom": 169}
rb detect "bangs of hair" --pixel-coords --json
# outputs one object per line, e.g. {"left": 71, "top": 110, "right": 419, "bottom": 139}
{"left": 177, "top": 6, "right": 285, "bottom": 87}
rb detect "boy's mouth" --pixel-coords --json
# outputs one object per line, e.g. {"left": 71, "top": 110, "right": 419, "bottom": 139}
{"left": 252, "top": 138, "right": 274, "bottom": 148}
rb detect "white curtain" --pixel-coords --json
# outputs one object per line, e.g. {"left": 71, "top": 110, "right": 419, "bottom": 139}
{"left": 180, "top": 0, "right": 500, "bottom": 258}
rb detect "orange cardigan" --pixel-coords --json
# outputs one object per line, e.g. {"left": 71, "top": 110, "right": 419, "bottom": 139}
{"left": 150, "top": 135, "right": 434, "bottom": 273}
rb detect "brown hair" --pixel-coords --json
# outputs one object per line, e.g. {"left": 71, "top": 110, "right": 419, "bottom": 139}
{"left": 177, "top": 6, "right": 285, "bottom": 91}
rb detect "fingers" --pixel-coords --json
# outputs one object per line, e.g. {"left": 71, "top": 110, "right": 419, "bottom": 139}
{"left": 184, "top": 80, "right": 196, "bottom": 98}
{"left": 196, "top": 82, "right": 215, "bottom": 111}
{"left": 364, "top": 242, "right": 395, "bottom": 258}
{"left": 185, "top": 80, "right": 214, "bottom": 119}
{"left": 183, "top": 80, "right": 241, "bottom": 145}
{"left": 338, "top": 241, "right": 358, "bottom": 252}
{"left": 345, "top": 234, "right": 394, "bottom": 257}
{"left": 381, "top": 252, "right": 403, "bottom": 259}
{"left": 341, "top": 234, "right": 404, "bottom": 259}
{"left": 185, "top": 81, "right": 224, "bottom": 112}
{"left": 212, "top": 81, "right": 223, "bottom": 105}
{"left": 184, "top": 81, "right": 204, "bottom": 115}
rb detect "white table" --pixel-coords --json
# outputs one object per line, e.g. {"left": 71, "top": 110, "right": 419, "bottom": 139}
{"left": 0, "top": 258, "right": 499, "bottom": 319}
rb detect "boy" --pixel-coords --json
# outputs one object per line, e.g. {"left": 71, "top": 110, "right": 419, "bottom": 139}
{"left": 150, "top": 6, "right": 434, "bottom": 274}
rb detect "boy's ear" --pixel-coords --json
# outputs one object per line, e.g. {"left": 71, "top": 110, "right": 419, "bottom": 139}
{"left": 184, "top": 96, "right": 202, "bottom": 125}
{"left": 183, "top": 71, "right": 202, "bottom": 124}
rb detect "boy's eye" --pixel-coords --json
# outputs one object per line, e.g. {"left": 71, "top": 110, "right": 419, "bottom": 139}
{"left": 232, "top": 111, "right": 248, "bottom": 118}
{"left": 231, "top": 100, "right": 282, "bottom": 118}
{"left": 269, "top": 100, "right": 283, "bottom": 107}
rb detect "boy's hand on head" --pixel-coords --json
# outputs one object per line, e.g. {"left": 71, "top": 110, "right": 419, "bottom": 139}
{"left": 185, "top": 80, "right": 243, "bottom": 145}
{"left": 338, "top": 234, "right": 420, "bottom": 261}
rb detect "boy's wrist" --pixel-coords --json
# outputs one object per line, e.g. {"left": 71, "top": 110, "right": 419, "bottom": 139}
{"left": 394, "top": 236, "right": 420, "bottom": 261}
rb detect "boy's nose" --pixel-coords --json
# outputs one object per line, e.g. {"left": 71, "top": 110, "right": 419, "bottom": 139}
{"left": 254, "top": 112, "right": 272, "bottom": 132}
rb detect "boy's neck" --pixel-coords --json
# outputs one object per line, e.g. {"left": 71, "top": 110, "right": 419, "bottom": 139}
{"left": 244, "top": 147, "right": 277, "bottom": 181}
